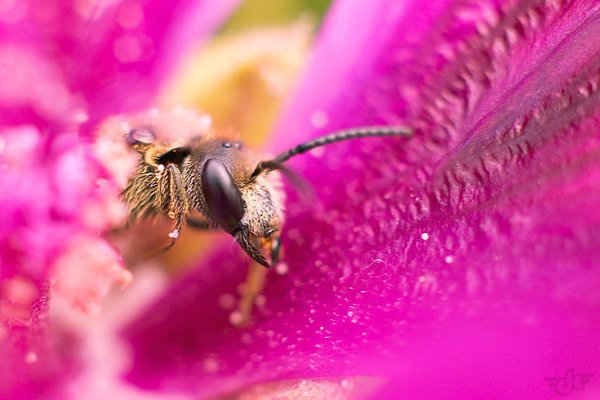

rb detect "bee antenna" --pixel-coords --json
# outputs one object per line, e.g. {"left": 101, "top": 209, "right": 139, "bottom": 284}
{"left": 251, "top": 125, "right": 412, "bottom": 179}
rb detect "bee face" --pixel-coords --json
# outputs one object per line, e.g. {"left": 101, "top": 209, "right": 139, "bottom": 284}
{"left": 182, "top": 139, "right": 283, "bottom": 239}
{"left": 98, "top": 108, "right": 283, "bottom": 267}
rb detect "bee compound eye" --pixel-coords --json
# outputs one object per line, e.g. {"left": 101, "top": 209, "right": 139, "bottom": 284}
{"left": 201, "top": 158, "right": 244, "bottom": 232}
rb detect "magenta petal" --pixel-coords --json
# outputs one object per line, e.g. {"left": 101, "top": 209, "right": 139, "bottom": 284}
{"left": 124, "top": 1, "right": 600, "bottom": 398}
{"left": 0, "top": 0, "right": 241, "bottom": 127}
{"left": 0, "top": 1, "right": 239, "bottom": 398}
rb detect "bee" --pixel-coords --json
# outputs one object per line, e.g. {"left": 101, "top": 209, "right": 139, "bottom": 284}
{"left": 99, "top": 108, "right": 412, "bottom": 324}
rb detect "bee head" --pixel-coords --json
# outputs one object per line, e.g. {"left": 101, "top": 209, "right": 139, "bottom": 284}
{"left": 187, "top": 139, "right": 279, "bottom": 268}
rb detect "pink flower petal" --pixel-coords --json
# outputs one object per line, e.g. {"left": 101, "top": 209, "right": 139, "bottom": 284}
{"left": 0, "top": 1, "right": 239, "bottom": 398}
{"left": 0, "top": 0, "right": 241, "bottom": 127}
{"left": 123, "top": 1, "right": 600, "bottom": 399}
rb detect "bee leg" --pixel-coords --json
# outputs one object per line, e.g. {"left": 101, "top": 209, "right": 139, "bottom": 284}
{"left": 232, "top": 233, "right": 280, "bottom": 327}
{"left": 145, "top": 165, "right": 188, "bottom": 258}
{"left": 233, "top": 261, "right": 268, "bottom": 327}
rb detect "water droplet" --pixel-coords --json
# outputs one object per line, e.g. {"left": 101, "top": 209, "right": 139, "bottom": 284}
{"left": 168, "top": 229, "right": 179, "bottom": 239}
{"left": 421, "top": 232, "right": 430, "bottom": 240}
{"left": 444, "top": 255, "right": 454, "bottom": 264}
{"left": 157, "top": 164, "right": 165, "bottom": 172}
{"left": 275, "top": 262, "right": 289, "bottom": 275}
{"left": 229, "top": 311, "right": 242, "bottom": 325}
{"left": 25, "top": 352, "right": 38, "bottom": 364}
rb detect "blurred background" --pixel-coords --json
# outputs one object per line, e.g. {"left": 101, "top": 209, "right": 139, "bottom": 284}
{"left": 162, "top": 0, "right": 331, "bottom": 145}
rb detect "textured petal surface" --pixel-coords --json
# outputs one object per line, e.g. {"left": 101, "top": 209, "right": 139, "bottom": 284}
{"left": 124, "top": 0, "right": 600, "bottom": 399}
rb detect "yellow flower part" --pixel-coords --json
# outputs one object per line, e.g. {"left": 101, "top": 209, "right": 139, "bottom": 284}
{"left": 161, "top": 19, "right": 313, "bottom": 147}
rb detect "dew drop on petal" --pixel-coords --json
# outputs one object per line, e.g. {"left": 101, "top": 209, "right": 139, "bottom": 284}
{"left": 421, "top": 232, "right": 430, "bottom": 240}
{"left": 228, "top": 311, "right": 243, "bottom": 325}
{"left": 444, "top": 255, "right": 454, "bottom": 264}
{"left": 24, "top": 352, "right": 38, "bottom": 364}
{"left": 275, "top": 261, "right": 289, "bottom": 275}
